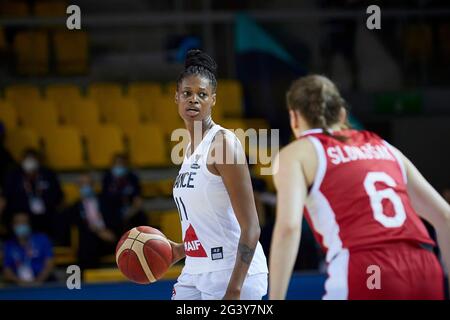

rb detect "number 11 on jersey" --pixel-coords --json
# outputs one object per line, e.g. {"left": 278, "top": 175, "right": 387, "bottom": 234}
{"left": 175, "top": 197, "right": 189, "bottom": 221}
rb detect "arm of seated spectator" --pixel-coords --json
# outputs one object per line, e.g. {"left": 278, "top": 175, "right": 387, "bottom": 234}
{"left": 3, "top": 267, "right": 22, "bottom": 285}
{"left": 3, "top": 242, "right": 21, "bottom": 284}
{"left": 35, "top": 258, "right": 54, "bottom": 284}
{"left": 123, "top": 196, "right": 143, "bottom": 220}
{"left": 34, "top": 234, "right": 55, "bottom": 284}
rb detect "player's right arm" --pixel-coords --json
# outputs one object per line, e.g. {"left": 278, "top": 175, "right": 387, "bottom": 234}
{"left": 168, "top": 240, "right": 185, "bottom": 266}
{"left": 400, "top": 152, "right": 450, "bottom": 287}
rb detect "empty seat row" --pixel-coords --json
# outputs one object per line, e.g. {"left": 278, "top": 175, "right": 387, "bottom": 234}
{"left": 5, "top": 124, "right": 169, "bottom": 170}
{"left": 13, "top": 30, "right": 88, "bottom": 75}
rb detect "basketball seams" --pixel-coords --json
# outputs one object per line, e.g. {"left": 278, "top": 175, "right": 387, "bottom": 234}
{"left": 132, "top": 240, "right": 157, "bottom": 282}
{"left": 116, "top": 227, "right": 172, "bottom": 284}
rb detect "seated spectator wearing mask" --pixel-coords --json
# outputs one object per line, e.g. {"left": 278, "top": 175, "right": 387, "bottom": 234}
{"left": 66, "top": 173, "right": 117, "bottom": 269}
{"left": 3, "top": 149, "right": 64, "bottom": 239}
{"left": 101, "top": 153, "right": 146, "bottom": 233}
{"left": 3, "top": 212, "right": 54, "bottom": 286}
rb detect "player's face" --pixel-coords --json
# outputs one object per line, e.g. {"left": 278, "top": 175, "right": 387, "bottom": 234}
{"left": 175, "top": 75, "right": 216, "bottom": 123}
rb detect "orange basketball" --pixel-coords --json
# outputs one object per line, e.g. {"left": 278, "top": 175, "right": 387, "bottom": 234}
{"left": 115, "top": 226, "right": 173, "bottom": 284}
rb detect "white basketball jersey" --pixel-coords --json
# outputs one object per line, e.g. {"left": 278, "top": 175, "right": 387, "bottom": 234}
{"left": 172, "top": 124, "right": 268, "bottom": 275}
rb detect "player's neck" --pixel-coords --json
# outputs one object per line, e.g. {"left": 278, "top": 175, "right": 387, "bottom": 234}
{"left": 329, "top": 123, "right": 344, "bottom": 131}
{"left": 186, "top": 118, "right": 215, "bottom": 153}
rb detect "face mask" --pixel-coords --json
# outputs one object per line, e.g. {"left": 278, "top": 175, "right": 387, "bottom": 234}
{"left": 112, "top": 165, "right": 127, "bottom": 178}
{"left": 22, "top": 157, "right": 39, "bottom": 173}
{"left": 14, "top": 224, "right": 31, "bottom": 238}
{"left": 80, "top": 185, "right": 94, "bottom": 198}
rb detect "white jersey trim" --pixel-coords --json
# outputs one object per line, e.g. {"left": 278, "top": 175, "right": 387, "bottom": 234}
{"left": 200, "top": 126, "right": 225, "bottom": 181}
{"left": 323, "top": 249, "right": 349, "bottom": 300}
{"left": 382, "top": 140, "right": 407, "bottom": 184}
{"left": 306, "top": 190, "right": 344, "bottom": 263}
{"left": 307, "top": 136, "right": 327, "bottom": 195}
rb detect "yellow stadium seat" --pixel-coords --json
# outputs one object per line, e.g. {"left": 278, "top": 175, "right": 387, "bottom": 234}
{"left": 106, "top": 98, "right": 140, "bottom": 136}
{"left": 19, "top": 99, "right": 59, "bottom": 137}
{"left": 153, "top": 94, "right": 184, "bottom": 136}
{"left": 160, "top": 210, "right": 182, "bottom": 243}
{"left": 64, "top": 99, "right": 101, "bottom": 136}
{"left": 220, "top": 118, "right": 247, "bottom": 131}
{"left": 87, "top": 83, "right": 123, "bottom": 119}
{"left": 216, "top": 79, "right": 243, "bottom": 118}
{"left": 62, "top": 182, "right": 80, "bottom": 206}
{"left": 128, "top": 82, "right": 162, "bottom": 97}
{"left": 5, "top": 127, "right": 40, "bottom": 161}
{"left": 34, "top": 0, "right": 67, "bottom": 17}
{"left": 42, "top": 126, "right": 84, "bottom": 170}
{"left": 13, "top": 31, "right": 49, "bottom": 75}
{"left": 164, "top": 81, "right": 177, "bottom": 95}
{"left": 46, "top": 84, "right": 82, "bottom": 111}
{"left": 404, "top": 24, "right": 433, "bottom": 62}
{"left": 0, "top": 100, "right": 18, "bottom": 131}
{"left": 0, "top": 0, "right": 30, "bottom": 17}
{"left": 88, "top": 82, "right": 123, "bottom": 101}
{"left": 127, "top": 82, "right": 163, "bottom": 122}
{"left": 221, "top": 118, "right": 269, "bottom": 131}
{"left": 85, "top": 125, "right": 125, "bottom": 168}
{"left": 211, "top": 102, "right": 224, "bottom": 121}
{"left": 157, "top": 178, "right": 176, "bottom": 196}
{"left": 220, "top": 118, "right": 269, "bottom": 157}
{"left": 129, "top": 124, "right": 168, "bottom": 168}
{"left": 245, "top": 118, "right": 269, "bottom": 130}
{"left": 251, "top": 161, "right": 276, "bottom": 192}
{"left": 5, "top": 84, "right": 41, "bottom": 104}
{"left": 53, "top": 30, "right": 88, "bottom": 75}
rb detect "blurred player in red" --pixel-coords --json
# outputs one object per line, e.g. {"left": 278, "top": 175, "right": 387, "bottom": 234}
{"left": 269, "top": 75, "right": 450, "bottom": 300}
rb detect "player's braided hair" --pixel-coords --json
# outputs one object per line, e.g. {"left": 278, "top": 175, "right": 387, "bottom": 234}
{"left": 286, "top": 74, "right": 349, "bottom": 140}
{"left": 177, "top": 49, "right": 218, "bottom": 92}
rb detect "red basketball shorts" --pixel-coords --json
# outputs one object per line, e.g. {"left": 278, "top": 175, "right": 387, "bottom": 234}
{"left": 323, "top": 242, "right": 445, "bottom": 300}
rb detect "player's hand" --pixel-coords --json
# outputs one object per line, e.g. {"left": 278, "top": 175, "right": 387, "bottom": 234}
{"left": 168, "top": 240, "right": 185, "bottom": 266}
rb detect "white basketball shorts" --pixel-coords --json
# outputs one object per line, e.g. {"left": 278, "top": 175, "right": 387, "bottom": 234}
{"left": 171, "top": 269, "right": 268, "bottom": 300}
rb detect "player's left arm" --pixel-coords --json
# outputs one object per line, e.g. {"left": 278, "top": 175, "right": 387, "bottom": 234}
{"left": 213, "top": 132, "right": 261, "bottom": 300}
{"left": 269, "top": 143, "right": 306, "bottom": 300}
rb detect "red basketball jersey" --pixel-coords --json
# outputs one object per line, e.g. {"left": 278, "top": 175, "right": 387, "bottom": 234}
{"left": 301, "top": 129, "right": 434, "bottom": 263}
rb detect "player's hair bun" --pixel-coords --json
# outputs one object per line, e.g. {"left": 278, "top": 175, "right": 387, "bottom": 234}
{"left": 185, "top": 49, "right": 217, "bottom": 76}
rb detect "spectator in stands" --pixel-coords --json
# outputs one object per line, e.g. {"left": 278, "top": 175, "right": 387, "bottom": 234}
{"left": 66, "top": 173, "right": 117, "bottom": 269}
{"left": 3, "top": 148, "right": 64, "bottom": 238}
{"left": 101, "top": 153, "right": 146, "bottom": 233}
{"left": 0, "top": 122, "right": 16, "bottom": 186}
{"left": 3, "top": 211, "right": 54, "bottom": 286}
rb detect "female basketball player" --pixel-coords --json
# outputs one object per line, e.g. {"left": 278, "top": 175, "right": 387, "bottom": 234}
{"left": 168, "top": 50, "right": 268, "bottom": 300}
{"left": 269, "top": 75, "right": 450, "bottom": 300}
